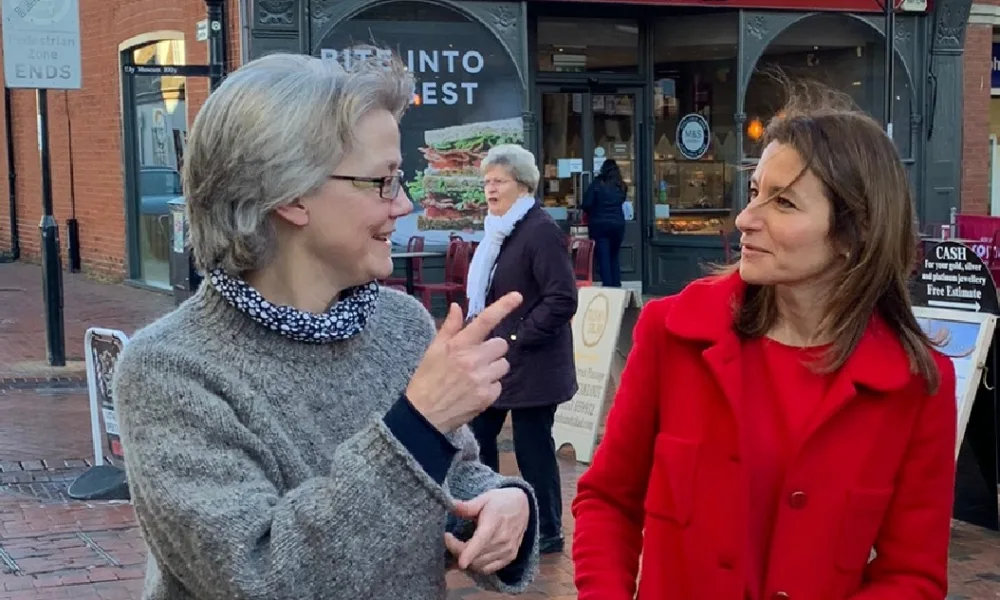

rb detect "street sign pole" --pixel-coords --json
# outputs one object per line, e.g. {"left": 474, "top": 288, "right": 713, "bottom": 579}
{"left": 37, "top": 88, "right": 65, "bottom": 366}
{"left": 3, "top": 0, "right": 82, "bottom": 367}
{"left": 205, "top": 0, "right": 225, "bottom": 91}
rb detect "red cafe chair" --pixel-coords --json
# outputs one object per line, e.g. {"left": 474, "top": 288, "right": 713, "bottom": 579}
{"left": 384, "top": 235, "right": 425, "bottom": 290}
{"left": 572, "top": 238, "right": 595, "bottom": 288}
{"left": 413, "top": 239, "right": 471, "bottom": 312}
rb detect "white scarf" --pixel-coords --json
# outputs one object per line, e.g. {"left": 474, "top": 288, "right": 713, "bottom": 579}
{"left": 466, "top": 196, "right": 536, "bottom": 318}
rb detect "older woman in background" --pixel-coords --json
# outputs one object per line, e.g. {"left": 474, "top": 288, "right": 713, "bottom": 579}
{"left": 466, "top": 144, "right": 579, "bottom": 556}
{"left": 111, "top": 52, "right": 539, "bottom": 600}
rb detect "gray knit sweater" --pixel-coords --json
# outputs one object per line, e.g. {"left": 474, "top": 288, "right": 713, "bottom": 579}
{"left": 112, "top": 284, "right": 540, "bottom": 600}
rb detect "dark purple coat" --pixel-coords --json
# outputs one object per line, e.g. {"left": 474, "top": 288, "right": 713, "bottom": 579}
{"left": 486, "top": 204, "right": 578, "bottom": 409}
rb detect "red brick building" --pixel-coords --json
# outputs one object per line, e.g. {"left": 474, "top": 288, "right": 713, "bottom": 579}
{"left": 0, "top": 0, "right": 980, "bottom": 294}
{"left": 0, "top": 0, "right": 241, "bottom": 285}
{"left": 965, "top": 1, "right": 1000, "bottom": 216}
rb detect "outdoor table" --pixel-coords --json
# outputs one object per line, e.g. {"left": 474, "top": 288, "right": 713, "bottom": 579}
{"left": 391, "top": 250, "right": 445, "bottom": 295}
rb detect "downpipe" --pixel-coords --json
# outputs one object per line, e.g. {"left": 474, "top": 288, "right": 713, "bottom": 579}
{"left": 1, "top": 86, "right": 19, "bottom": 263}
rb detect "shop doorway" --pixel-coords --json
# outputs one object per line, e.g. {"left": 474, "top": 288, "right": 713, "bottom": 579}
{"left": 536, "top": 86, "right": 644, "bottom": 287}
{"left": 120, "top": 40, "right": 207, "bottom": 290}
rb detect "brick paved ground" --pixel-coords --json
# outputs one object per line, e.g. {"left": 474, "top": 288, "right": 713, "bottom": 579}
{"left": 1, "top": 263, "right": 999, "bottom": 599}
{"left": 0, "top": 390, "right": 97, "bottom": 464}
{"left": 0, "top": 263, "right": 174, "bottom": 381}
{"left": 1, "top": 448, "right": 999, "bottom": 600}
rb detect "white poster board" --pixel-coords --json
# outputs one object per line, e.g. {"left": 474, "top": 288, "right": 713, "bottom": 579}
{"left": 912, "top": 306, "right": 997, "bottom": 459}
{"left": 554, "top": 287, "right": 638, "bottom": 463}
{"left": 85, "top": 328, "right": 130, "bottom": 467}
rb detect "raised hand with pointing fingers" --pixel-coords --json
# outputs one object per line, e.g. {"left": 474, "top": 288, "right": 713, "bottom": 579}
{"left": 406, "top": 292, "right": 523, "bottom": 433}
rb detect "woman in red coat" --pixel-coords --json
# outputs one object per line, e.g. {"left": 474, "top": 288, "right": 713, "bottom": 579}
{"left": 572, "top": 91, "right": 958, "bottom": 600}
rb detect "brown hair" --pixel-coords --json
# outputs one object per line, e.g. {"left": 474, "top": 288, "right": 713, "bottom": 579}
{"left": 726, "top": 78, "right": 939, "bottom": 392}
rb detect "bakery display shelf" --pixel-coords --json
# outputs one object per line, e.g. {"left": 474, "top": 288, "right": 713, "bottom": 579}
{"left": 667, "top": 208, "right": 731, "bottom": 215}
{"left": 656, "top": 211, "right": 732, "bottom": 236}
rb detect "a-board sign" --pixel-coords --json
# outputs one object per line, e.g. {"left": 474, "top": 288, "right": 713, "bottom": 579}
{"left": 913, "top": 241, "right": 1000, "bottom": 314}
{"left": 553, "top": 287, "right": 636, "bottom": 463}
{"left": 913, "top": 306, "right": 997, "bottom": 459}
{"left": 85, "top": 328, "right": 129, "bottom": 464}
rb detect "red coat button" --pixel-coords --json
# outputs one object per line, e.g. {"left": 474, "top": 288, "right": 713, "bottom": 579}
{"left": 789, "top": 491, "right": 808, "bottom": 509}
{"left": 772, "top": 593, "right": 791, "bottom": 600}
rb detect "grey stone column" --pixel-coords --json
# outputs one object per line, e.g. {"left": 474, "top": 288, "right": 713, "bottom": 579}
{"left": 923, "top": 0, "right": 973, "bottom": 225}
{"left": 247, "top": 0, "right": 308, "bottom": 58}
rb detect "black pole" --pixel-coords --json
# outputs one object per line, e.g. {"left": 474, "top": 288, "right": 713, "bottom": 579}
{"left": 64, "top": 92, "right": 81, "bottom": 273}
{"left": 3, "top": 87, "right": 18, "bottom": 262}
{"left": 884, "top": 0, "right": 895, "bottom": 139}
{"left": 36, "top": 89, "right": 66, "bottom": 367}
{"left": 206, "top": 0, "right": 225, "bottom": 92}
{"left": 185, "top": 0, "right": 224, "bottom": 295}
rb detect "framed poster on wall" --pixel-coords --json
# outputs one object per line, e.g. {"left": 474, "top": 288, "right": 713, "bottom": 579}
{"left": 913, "top": 306, "right": 997, "bottom": 458}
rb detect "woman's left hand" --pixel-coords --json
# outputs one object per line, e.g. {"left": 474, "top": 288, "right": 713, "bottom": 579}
{"left": 444, "top": 488, "right": 530, "bottom": 574}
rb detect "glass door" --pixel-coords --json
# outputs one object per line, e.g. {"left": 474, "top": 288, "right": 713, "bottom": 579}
{"left": 539, "top": 89, "right": 589, "bottom": 223}
{"left": 590, "top": 91, "right": 638, "bottom": 225}
{"left": 537, "top": 87, "right": 643, "bottom": 282}
{"left": 121, "top": 39, "right": 188, "bottom": 290}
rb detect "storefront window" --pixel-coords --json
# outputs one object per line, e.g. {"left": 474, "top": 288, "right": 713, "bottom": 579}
{"left": 651, "top": 13, "right": 738, "bottom": 236}
{"left": 317, "top": 1, "right": 523, "bottom": 247}
{"left": 538, "top": 91, "right": 638, "bottom": 219}
{"left": 537, "top": 18, "right": 640, "bottom": 74}
{"left": 745, "top": 14, "right": 912, "bottom": 160}
{"left": 539, "top": 92, "right": 584, "bottom": 210}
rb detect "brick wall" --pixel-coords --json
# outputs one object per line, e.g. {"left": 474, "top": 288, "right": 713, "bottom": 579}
{"left": 963, "top": 20, "right": 993, "bottom": 216}
{"left": 0, "top": 0, "right": 242, "bottom": 281}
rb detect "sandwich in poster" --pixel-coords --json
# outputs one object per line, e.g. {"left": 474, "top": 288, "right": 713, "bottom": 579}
{"left": 407, "top": 117, "right": 524, "bottom": 232}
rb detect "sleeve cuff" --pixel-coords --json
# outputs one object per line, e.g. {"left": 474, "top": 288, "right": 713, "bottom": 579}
{"left": 383, "top": 394, "right": 458, "bottom": 485}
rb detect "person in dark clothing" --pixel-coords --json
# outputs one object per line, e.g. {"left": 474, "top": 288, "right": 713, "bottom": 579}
{"left": 581, "top": 159, "right": 627, "bottom": 287}
{"left": 466, "top": 144, "right": 579, "bottom": 556}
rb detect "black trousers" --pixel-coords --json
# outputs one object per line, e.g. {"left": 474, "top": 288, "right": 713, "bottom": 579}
{"left": 590, "top": 222, "right": 625, "bottom": 288}
{"left": 469, "top": 404, "right": 563, "bottom": 541}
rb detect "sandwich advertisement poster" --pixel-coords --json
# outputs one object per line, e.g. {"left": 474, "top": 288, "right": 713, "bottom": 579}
{"left": 318, "top": 11, "right": 524, "bottom": 247}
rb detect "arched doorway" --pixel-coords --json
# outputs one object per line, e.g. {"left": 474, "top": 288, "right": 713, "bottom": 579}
{"left": 742, "top": 13, "right": 914, "bottom": 164}
{"left": 120, "top": 36, "right": 188, "bottom": 289}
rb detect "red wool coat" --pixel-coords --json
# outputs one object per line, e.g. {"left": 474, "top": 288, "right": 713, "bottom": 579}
{"left": 572, "top": 273, "right": 957, "bottom": 600}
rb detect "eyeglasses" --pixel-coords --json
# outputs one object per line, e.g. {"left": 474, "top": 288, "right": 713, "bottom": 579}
{"left": 483, "top": 178, "right": 512, "bottom": 187}
{"left": 329, "top": 170, "right": 404, "bottom": 200}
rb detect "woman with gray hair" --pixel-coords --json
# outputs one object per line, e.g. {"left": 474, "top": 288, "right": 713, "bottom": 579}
{"left": 466, "top": 144, "right": 578, "bottom": 556}
{"left": 111, "top": 51, "right": 539, "bottom": 600}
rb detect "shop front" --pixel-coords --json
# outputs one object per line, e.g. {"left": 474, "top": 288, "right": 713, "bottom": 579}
{"left": 247, "top": 0, "right": 970, "bottom": 296}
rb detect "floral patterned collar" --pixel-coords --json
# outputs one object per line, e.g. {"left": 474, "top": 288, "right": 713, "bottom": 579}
{"left": 208, "top": 268, "right": 379, "bottom": 343}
